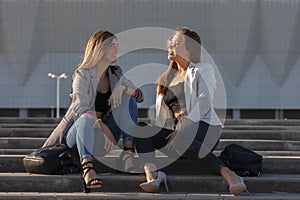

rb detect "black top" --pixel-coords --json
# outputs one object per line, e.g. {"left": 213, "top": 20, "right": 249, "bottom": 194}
{"left": 163, "top": 82, "right": 186, "bottom": 115}
{"left": 95, "top": 90, "right": 111, "bottom": 113}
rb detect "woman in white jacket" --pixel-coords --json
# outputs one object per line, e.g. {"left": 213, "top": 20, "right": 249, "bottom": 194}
{"left": 135, "top": 27, "right": 247, "bottom": 196}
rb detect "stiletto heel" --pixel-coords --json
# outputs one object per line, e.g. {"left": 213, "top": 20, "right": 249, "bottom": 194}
{"left": 81, "top": 160, "right": 103, "bottom": 193}
{"left": 161, "top": 171, "right": 169, "bottom": 192}
{"left": 229, "top": 176, "right": 248, "bottom": 196}
{"left": 139, "top": 171, "right": 169, "bottom": 193}
{"left": 81, "top": 177, "right": 91, "bottom": 193}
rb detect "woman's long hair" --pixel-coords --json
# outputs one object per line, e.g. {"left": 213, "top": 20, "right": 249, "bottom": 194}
{"left": 156, "top": 27, "right": 202, "bottom": 96}
{"left": 72, "top": 30, "right": 116, "bottom": 79}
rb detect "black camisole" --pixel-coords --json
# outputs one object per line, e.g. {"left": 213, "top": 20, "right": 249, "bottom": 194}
{"left": 95, "top": 90, "right": 111, "bottom": 113}
{"left": 163, "top": 82, "right": 186, "bottom": 114}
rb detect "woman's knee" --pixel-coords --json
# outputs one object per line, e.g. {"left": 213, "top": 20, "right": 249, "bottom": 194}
{"left": 80, "top": 112, "right": 95, "bottom": 120}
{"left": 75, "top": 112, "right": 95, "bottom": 126}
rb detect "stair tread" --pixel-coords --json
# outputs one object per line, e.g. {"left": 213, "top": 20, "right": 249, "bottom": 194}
{"left": 2, "top": 153, "right": 300, "bottom": 159}
{"left": 0, "top": 173, "right": 300, "bottom": 194}
{"left": 1, "top": 118, "right": 300, "bottom": 196}
{"left": 0, "top": 192, "right": 300, "bottom": 200}
{"left": 1, "top": 172, "right": 299, "bottom": 178}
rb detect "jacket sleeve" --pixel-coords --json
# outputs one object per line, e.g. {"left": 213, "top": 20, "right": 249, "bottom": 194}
{"left": 70, "top": 70, "right": 92, "bottom": 120}
{"left": 186, "top": 64, "right": 216, "bottom": 122}
{"left": 115, "top": 66, "right": 144, "bottom": 103}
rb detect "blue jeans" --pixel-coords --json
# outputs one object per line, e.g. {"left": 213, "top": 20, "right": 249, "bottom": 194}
{"left": 66, "top": 96, "right": 138, "bottom": 161}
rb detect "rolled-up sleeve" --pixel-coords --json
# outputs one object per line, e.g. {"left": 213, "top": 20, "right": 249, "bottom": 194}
{"left": 117, "top": 68, "right": 144, "bottom": 103}
{"left": 71, "top": 70, "right": 91, "bottom": 119}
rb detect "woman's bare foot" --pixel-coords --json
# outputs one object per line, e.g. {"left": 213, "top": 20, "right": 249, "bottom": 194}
{"left": 220, "top": 166, "right": 241, "bottom": 185}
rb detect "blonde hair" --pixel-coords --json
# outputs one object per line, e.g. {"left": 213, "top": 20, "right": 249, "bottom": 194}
{"left": 72, "top": 30, "right": 116, "bottom": 79}
{"left": 156, "top": 27, "right": 201, "bottom": 95}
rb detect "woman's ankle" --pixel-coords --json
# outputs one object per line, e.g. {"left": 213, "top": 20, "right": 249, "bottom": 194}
{"left": 81, "top": 157, "right": 93, "bottom": 166}
{"left": 81, "top": 158, "right": 98, "bottom": 183}
{"left": 123, "top": 141, "right": 135, "bottom": 152}
{"left": 144, "top": 163, "right": 158, "bottom": 182}
{"left": 220, "top": 166, "right": 240, "bottom": 186}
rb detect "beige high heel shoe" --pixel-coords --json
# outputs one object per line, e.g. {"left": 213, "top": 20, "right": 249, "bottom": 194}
{"left": 229, "top": 176, "right": 249, "bottom": 196}
{"left": 139, "top": 171, "right": 169, "bottom": 192}
{"left": 220, "top": 166, "right": 249, "bottom": 196}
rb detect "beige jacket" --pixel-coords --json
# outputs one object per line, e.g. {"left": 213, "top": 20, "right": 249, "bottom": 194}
{"left": 43, "top": 65, "right": 142, "bottom": 147}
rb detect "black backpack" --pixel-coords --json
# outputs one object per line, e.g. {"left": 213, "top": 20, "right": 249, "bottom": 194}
{"left": 219, "top": 144, "right": 263, "bottom": 177}
{"left": 23, "top": 144, "right": 80, "bottom": 175}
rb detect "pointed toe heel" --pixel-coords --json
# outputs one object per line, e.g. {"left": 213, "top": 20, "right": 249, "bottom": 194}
{"left": 139, "top": 181, "right": 159, "bottom": 193}
{"left": 139, "top": 171, "right": 169, "bottom": 193}
{"left": 229, "top": 176, "right": 248, "bottom": 196}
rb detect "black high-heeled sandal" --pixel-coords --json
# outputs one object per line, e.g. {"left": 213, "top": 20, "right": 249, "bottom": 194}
{"left": 81, "top": 161, "right": 103, "bottom": 193}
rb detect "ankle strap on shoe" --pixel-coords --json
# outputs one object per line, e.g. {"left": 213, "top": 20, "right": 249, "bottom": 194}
{"left": 82, "top": 166, "right": 96, "bottom": 178}
{"left": 81, "top": 160, "right": 93, "bottom": 167}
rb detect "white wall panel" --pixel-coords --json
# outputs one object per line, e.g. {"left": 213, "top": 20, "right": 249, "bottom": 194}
{"left": 0, "top": 0, "right": 299, "bottom": 110}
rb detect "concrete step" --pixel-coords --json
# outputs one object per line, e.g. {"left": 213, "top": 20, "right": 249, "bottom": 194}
{"left": 0, "top": 137, "right": 124, "bottom": 149}
{"left": 163, "top": 156, "right": 300, "bottom": 175}
{"left": 0, "top": 128, "right": 52, "bottom": 137}
{"left": 0, "top": 117, "right": 59, "bottom": 124}
{"left": 223, "top": 125, "right": 300, "bottom": 130}
{"left": 1, "top": 154, "right": 300, "bottom": 174}
{"left": 0, "top": 137, "right": 45, "bottom": 149}
{"left": 0, "top": 123, "right": 57, "bottom": 128}
{"left": 2, "top": 128, "right": 300, "bottom": 140}
{"left": 1, "top": 119, "right": 300, "bottom": 136}
{"left": 0, "top": 173, "right": 300, "bottom": 194}
{"left": 224, "top": 119, "right": 300, "bottom": 126}
{"left": 3, "top": 123, "right": 300, "bottom": 130}
{"left": 220, "top": 130, "right": 300, "bottom": 140}
{"left": 0, "top": 149, "right": 35, "bottom": 155}
{"left": 1, "top": 192, "right": 300, "bottom": 200}
{"left": 2, "top": 148, "right": 300, "bottom": 157}
{"left": 2, "top": 137, "right": 300, "bottom": 151}
{"left": 1, "top": 118, "right": 300, "bottom": 126}
{"left": 217, "top": 139, "right": 300, "bottom": 151}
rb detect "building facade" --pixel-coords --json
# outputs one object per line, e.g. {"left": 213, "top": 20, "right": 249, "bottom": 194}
{"left": 0, "top": 0, "right": 299, "bottom": 119}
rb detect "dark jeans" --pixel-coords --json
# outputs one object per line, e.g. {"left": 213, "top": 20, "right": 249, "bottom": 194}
{"left": 134, "top": 121, "right": 223, "bottom": 174}
{"left": 104, "top": 96, "right": 138, "bottom": 143}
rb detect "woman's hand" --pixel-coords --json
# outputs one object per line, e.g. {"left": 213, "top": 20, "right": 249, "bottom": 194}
{"left": 164, "top": 118, "right": 193, "bottom": 150}
{"left": 176, "top": 117, "right": 193, "bottom": 130}
{"left": 165, "top": 130, "right": 178, "bottom": 149}
{"left": 108, "top": 84, "right": 126, "bottom": 109}
{"left": 96, "top": 120, "right": 117, "bottom": 152}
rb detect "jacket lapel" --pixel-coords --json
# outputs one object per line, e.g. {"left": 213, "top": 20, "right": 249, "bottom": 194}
{"left": 185, "top": 63, "right": 196, "bottom": 113}
{"left": 108, "top": 66, "right": 119, "bottom": 90}
{"left": 89, "top": 67, "right": 98, "bottom": 96}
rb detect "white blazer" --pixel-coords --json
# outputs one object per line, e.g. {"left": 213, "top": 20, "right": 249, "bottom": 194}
{"left": 155, "top": 62, "right": 222, "bottom": 129}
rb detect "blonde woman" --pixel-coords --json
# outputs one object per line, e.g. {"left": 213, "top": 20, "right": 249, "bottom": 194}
{"left": 63, "top": 31, "right": 143, "bottom": 193}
